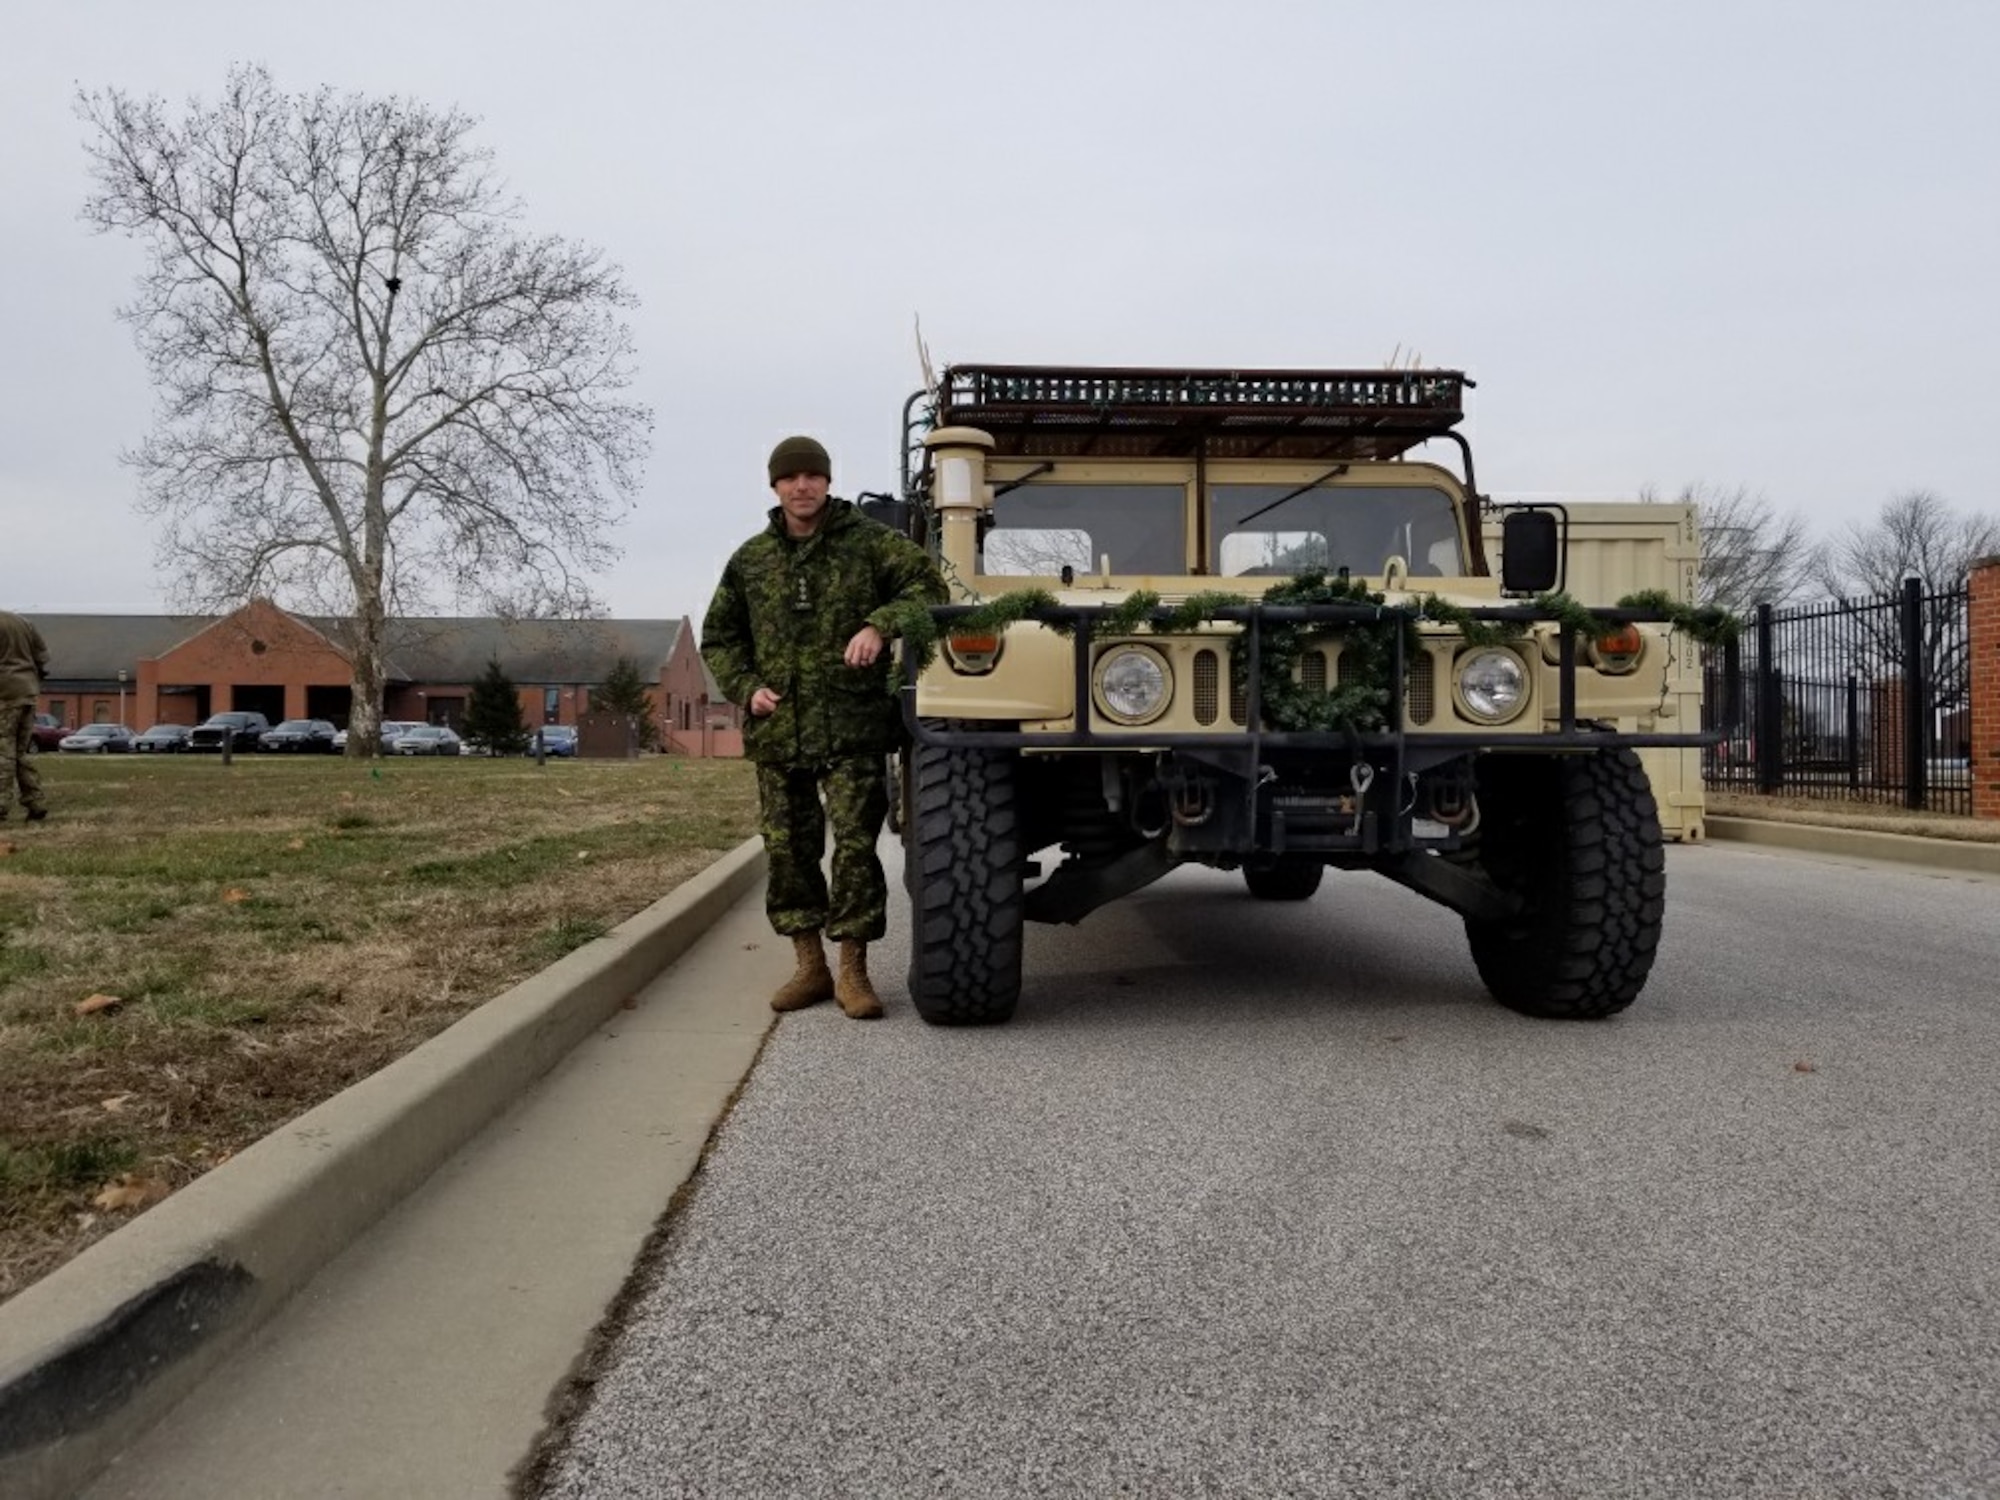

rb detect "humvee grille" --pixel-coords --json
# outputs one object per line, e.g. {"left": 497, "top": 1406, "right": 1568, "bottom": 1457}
{"left": 1193, "top": 650, "right": 1219, "bottom": 725}
{"left": 1192, "top": 640, "right": 1432, "bottom": 728}
{"left": 1409, "top": 652, "right": 1436, "bottom": 726}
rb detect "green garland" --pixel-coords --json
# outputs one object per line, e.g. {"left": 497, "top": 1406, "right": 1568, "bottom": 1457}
{"left": 883, "top": 575, "right": 1739, "bottom": 730}
{"left": 1243, "top": 572, "right": 1418, "bottom": 733}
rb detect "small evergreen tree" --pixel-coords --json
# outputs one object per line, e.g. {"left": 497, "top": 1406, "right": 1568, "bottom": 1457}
{"left": 593, "top": 655, "right": 660, "bottom": 750}
{"left": 463, "top": 658, "right": 529, "bottom": 756}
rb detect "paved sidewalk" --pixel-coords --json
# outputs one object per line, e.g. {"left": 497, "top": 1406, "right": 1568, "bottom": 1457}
{"left": 76, "top": 888, "right": 784, "bottom": 1500}
{"left": 1706, "top": 814, "right": 2000, "bottom": 877}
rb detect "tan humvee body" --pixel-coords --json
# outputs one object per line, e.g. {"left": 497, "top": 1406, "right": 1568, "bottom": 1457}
{"left": 894, "top": 365, "right": 1711, "bottom": 1027}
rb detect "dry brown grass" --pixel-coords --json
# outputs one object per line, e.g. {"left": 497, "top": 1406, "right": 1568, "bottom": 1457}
{"left": 0, "top": 752, "right": 757, "bottom": 1302}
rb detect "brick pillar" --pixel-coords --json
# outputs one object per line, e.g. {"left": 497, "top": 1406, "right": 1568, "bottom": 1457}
{"left": 1972, "top": 557, "right": 2000, "bottom": 821}
{"left": 1872, "top": 678, "right": 1904, "bottom": 787}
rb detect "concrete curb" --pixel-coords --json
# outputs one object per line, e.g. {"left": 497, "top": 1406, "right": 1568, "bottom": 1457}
{"left": 1706, "top": 815, "right": 2000, "bottom": 876}
{"left": 0, "top": 837, "right": 766, "bottom": 1500}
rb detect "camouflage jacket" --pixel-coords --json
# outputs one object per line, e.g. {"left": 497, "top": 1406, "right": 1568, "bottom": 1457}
{"left": 0, "top": 610, "right": 49, "bottom": 704}
{"left": 701, "top": 499, "right": 947, "bottom": 765}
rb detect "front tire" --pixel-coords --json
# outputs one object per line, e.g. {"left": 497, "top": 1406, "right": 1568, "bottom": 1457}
{"left": 1463, "top": 748, "right": 1666, "bottom": 1020}
{"left": 1243, "top": 859, "right": 1325, "bottom": 901}
{"left": 906, "top": 723, "right": 1024, "bottom": 1025}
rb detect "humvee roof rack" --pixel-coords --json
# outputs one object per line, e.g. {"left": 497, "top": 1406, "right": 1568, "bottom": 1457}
{"left": 936, "top": 363, "right": 1469, "bottom": 461}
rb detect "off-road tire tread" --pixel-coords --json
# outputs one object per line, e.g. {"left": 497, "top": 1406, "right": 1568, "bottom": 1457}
{"left": 1465, "top": 747, "right": 1665, "bottom": 1020}
{"left": 906, "top": 725, "right": 1024, "bottom": 1025}
{"left": 1243, "top": 860, "right": 1325, "bottom": 901}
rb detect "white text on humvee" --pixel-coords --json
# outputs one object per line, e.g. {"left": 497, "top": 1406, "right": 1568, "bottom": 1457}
{"left": 877, "top": 366, "right": 1715, "bottom": 1026}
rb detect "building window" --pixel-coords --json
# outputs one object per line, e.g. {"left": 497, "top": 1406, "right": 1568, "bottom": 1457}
{"left": 681, "top": 701, "right": 692, "bottom": 731}
{"left": 93, "top": 700, "right": 111, "bottom": 723}
{"left": 48, "top": 698, "right": 68, "bottom": 725}
{"left": 544, "top": 687, "right": 560, "bottom": 724}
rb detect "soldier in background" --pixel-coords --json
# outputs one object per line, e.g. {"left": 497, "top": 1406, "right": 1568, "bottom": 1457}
{"left": 702, "top": 435, "right": 947, "bottom": 1019}
{"left": 0, "top": 608, "right": 51, "bottom": 823}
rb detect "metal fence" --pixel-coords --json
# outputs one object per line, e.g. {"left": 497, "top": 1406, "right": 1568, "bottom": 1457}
{"left": 1702, "top": 577, "right": 1972, "bottom": 816}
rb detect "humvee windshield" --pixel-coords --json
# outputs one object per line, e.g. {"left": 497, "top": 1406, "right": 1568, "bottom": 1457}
{"left": 1212, "top": 484, "right": 1462, "bottom": 579}
{"left": 975, "top": 477, "right": 1464, "bottom": 579}
{"left": 980, "top": 483, "right": 1185, "bottom": 576}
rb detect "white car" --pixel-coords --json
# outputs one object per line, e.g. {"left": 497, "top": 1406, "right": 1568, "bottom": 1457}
{"left": 393, "top": 725, "right": 464, "bottom": 757}
{"left": 332, "top": 720, "right": 426, "bottom": 752}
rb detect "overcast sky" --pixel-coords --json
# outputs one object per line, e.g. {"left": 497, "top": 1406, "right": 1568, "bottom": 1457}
{"left": 7, "top": 0, "right": 1996, "bottom": 622}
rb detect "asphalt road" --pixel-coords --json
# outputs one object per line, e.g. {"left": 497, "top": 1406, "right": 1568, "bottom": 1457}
{"left": 533, "top": 844, "right": 2000, "bottom": 1500}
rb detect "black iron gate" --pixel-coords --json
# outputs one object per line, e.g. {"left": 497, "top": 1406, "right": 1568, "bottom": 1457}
{"left": 1703, "top": 577, "right": 1972, "bottom": 815}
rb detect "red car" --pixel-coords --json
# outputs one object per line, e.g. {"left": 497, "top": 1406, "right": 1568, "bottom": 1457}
{"left": 29, "top": 714, "right": 67, "bottom": 753}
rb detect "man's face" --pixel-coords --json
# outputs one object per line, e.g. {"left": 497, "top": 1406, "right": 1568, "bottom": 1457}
{"left": 773, "top": 470, "right": 831, "bottom": 533}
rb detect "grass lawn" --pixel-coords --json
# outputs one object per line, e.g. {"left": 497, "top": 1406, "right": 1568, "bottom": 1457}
{"left": 0, "top": 751, "right": 757, "bottom": 1303}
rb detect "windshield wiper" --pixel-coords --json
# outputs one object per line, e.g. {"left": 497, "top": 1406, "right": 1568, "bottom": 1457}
{"left": 990, "top": 463, "right": 1056, "bottom": 500}
{"left": 1232, "top": 464, "right": 1349, "bottom": 527}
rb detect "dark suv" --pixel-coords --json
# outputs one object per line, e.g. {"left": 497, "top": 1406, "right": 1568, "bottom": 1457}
{"left": 29, "top": 714, "right": 67, "bottom": 753}
{"left": 189, "top": 711, "right": 273, "bottom": 752}
{"left": 259, "top": 718, "right": 338, "bottom": 753}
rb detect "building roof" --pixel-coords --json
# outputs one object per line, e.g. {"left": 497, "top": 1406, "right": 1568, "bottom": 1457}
{"left": 367, "top": 617, "right": 685, "bottom": 684}
{"left": 18, "top": 615, "right": 212, "bottom": 688}
{"left": 24, "top": 611, "right": 687, "bottom": 686}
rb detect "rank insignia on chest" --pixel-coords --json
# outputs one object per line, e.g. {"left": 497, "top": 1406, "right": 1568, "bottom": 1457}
{"left": 792, "top": 575, "right": 811, "bottom": 612}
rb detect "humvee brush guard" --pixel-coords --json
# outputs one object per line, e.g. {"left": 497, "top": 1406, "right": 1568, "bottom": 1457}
{"left": 882, "top": 365, "right": 1715, "bottom": 1026}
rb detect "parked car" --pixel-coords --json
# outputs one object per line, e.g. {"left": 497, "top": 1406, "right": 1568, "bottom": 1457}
{"left": 189, "top": 711, "right": 273, "bottom": 752}
{"left": 259, "top": 718, "right": 339, "bottom": 753}
{"left": 29, "top": 713, "right": 67, "bottom": 753}
{"left": 393, "top": 724, "right": 464, "bottom": 757}
{"left": 134, "top": 723, "right": 195, "bottom": 754}
{"left": 58, "top": 723, "right": 137, "bottom": 754}
{"left": 525, "top": 725, "right": 579, "bottom": 758}
{"left": 331, "top": 719, "right": 422, "bottom": 752}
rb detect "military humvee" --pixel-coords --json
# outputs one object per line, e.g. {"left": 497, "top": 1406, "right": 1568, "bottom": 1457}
{"left": 881, "top": 365, "right": 1712, "bottom": 1026}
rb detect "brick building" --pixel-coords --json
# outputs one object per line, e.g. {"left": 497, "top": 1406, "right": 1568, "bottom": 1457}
{"left": 24, "top": 598, "right": 743, "bottom": 756}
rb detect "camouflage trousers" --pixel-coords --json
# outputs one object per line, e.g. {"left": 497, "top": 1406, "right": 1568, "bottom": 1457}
{"left": 757, "top": 756, "right": 891, "bottom": 943}
{"left": 0, "top": 701, "right": 43, "bottom": 818}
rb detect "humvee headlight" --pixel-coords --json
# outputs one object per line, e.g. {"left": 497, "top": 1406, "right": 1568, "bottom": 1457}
{"left": 1456, "top": 648, "right": 1527, "bottom": 723}
{"left": 1093, "top": 645, "right": 1171, "bottom": 725}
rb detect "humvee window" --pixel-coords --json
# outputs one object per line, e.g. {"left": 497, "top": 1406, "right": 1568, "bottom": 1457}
{"left": 980, "top": 482, "right": 1185, "bottom": 577}
{"left": 1211, "top": 484, "right": 1462, "bottom": 578}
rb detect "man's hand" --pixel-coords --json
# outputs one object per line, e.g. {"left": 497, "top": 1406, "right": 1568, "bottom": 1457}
{"left": 749, "top": 687, "right": 782, "bottom": 717}
{"left": 844, "top": 624, "right": 886, "bottom": 668}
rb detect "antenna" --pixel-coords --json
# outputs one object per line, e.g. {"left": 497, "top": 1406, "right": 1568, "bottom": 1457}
{"left": 914, "top": 314, "right": 938, "bottom": 398}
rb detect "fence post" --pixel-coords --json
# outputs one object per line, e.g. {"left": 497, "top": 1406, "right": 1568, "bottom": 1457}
{"left": 1846, "top": 672, "right": 1860, "bottom": 793}
{"left": 1755, "top": 603, "right": 1783, "bottom": 794}
{"left": 1901, "top": 576, "right": 1927, "bottom": 811}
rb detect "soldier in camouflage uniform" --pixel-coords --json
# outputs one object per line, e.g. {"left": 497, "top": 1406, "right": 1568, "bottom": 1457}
{"left": 702, "top": 435, "right": 947, "bottom": 1018}
{"left": 0, "top": 609, "right": 51, "bottom": 823}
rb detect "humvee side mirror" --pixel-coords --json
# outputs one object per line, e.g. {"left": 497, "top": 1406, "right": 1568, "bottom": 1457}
{"left": 854, "top": 491, "right": 916, "bottom": 541}
{"left": 1499, "top": 508, "right": 1561, "bottom": 594}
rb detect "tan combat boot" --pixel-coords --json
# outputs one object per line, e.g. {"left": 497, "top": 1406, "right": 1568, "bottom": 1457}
{"left": 771, "top": 933, "right": 835, "bottom": 1012}
{"left": 834, "top": 940, "right": 884, "bottom": 1020}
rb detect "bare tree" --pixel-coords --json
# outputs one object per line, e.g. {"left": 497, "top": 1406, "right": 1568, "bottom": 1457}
{"left": 1639, "top": 482, "right": 1821, "bottom": 612}
{"left": 1814, "top": 489, "right": 1999, "bottom": 597}
{"left": 1812, "top": 489, "right": 1998, "bottom": 716}
{"left": 78, "top": 65, "right": 651, "bottom": 755}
